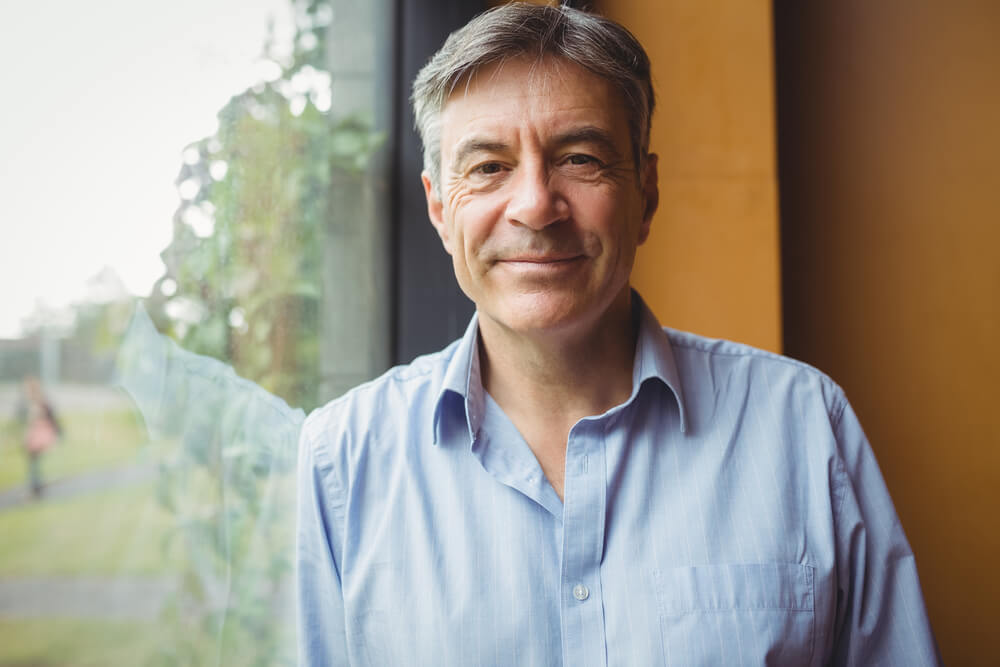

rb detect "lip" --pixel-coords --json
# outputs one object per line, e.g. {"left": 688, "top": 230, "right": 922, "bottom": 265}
{"left": 495, "top": 255, "right": 585, "bottom": 273}
{"left": 498, "top": 255, "right": 583, "bottom": 264}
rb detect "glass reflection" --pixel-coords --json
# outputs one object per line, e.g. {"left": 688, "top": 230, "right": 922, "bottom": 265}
{"left": 0, "top": 0, "right": 391, "bottom": 662}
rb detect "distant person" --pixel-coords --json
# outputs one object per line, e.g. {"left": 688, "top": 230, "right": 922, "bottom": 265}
{"left": 18, "top": 376, "right": 61, "bottom": 498}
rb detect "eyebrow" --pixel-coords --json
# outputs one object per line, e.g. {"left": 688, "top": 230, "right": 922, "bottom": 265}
{"left": 450, "top": 139, "right": 509, "bottom": 171}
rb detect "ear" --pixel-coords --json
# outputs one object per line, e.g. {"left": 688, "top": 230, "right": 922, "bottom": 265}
{"left": 637, "top": 153, "right": 659, "bottom": 245}
{"left": 422, "top": 171, "right": 453, "bottom": 255}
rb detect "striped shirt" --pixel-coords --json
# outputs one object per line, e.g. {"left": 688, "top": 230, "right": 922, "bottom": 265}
{"left": 296, "top": 295, "right": 939, "bottom": 666}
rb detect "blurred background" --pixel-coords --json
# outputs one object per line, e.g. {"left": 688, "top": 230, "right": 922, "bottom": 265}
{"left": 0, "top": 0, "right": 996, "bottom": 664}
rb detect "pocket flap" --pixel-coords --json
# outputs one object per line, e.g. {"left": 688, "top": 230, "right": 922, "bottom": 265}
{"left": 654, "top": 562, "right": 814, "bottom": 615}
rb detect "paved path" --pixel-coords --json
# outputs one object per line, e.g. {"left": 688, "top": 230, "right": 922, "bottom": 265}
{"left": 0, "top": 382, "right": 133, "bottom": 415}
{"left": 0, "top": 461, "right": 156, "bottom": 511}
{"left": 0, "top": 575, "right": 177, "bottom": 620}
{"left": 0, "top": 460, "right": 165, "bottom": 620}
{"left": 0, "top": 447, "right": 292, "bottom": 622}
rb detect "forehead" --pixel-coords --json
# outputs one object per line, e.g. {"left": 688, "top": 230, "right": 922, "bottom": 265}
{"left": 438, "top": 57, "right": 628, "bottom": 153}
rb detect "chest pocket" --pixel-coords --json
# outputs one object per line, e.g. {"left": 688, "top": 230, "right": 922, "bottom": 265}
{"left": 653, "top": 562, "right": 815, "bottom": 667}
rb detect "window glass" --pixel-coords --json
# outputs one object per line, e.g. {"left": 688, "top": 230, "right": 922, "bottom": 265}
{"left": 0, "top": 1, "right": 390, "bottom": 662}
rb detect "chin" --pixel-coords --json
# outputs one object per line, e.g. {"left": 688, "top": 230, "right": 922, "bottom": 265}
{"left": 490, "top": 292, "right": 599, "bottom": 335}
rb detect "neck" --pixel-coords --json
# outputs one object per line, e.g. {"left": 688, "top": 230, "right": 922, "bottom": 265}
{"left": 478, "top": 290, "right": 638, "bottom": 424}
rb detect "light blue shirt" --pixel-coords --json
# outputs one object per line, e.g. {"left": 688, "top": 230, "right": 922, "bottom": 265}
{"left": 296, "top": 296, "right": 939, "bottom": 666}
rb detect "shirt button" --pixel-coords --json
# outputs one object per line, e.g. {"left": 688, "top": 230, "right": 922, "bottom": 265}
{"left": 573, "top": 584, "right": 590, "bottom": 601}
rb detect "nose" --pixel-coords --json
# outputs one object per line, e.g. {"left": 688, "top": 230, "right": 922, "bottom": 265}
{"left": 504, "top": 161, "right": 568, "bottom": 230}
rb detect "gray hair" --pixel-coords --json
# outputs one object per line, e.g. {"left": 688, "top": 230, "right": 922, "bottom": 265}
{"left": 412, "top": 2, "right": 655, "bottom": 195}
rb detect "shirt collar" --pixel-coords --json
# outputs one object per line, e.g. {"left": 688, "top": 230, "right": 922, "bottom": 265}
{"left": 432, "top": 312, "right": 485, "bottom": 446}
{"left": 631, "top": 292, "right": 688, "bottom": 433}
{"left": 431, "top": 292, "right": 688, "bottom": 445}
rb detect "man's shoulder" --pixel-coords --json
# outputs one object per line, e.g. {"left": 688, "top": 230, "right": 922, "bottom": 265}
{"left": 661, "top": 327, "right": 847, "bottom": 412}
{"left": 302, "top": 338, "right": 461, "bottom": 443}
{"left": 664, "top": 327, "right": 816, "bottom": 370}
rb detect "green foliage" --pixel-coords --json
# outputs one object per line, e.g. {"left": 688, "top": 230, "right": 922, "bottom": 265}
{"left": 116, "top": 297, "right": 304, "bottom": 665}
{"left": 140, "top": 389, "right": 300, "bottom": 667}
{"left": 0, "top": 3, "right": 377, "bottom": 664}
{"left": 155, "top": 0, "right": 381, "bottom": 412}
{"left": 138, "top": 1, "right": 382, "bottom": 663}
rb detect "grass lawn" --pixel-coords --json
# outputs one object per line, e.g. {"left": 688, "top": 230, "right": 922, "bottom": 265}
{"left": 0, "top": 618, "right": 168, "bottom": 667}
{"left": 0, "top": 615, "right": 296, "bottom": 666}
{"left": 0, "top": 484, "right": 181, "bottom": 576}
{"left": 0, "top": 403, "right": 299, "bottom": 667}
{"left": 0, "top": 478, "right": 297, "bottom": 665}
{"left": 0, "top": 409, "right": 147, "bottom": 493}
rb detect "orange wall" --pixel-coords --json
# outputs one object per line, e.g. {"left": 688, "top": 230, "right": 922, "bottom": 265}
{"left": 776, "top": 2, "right": 1000, "bottom": 664}
{"left": 597, "top": 0, "right": 782, "bottom": 352}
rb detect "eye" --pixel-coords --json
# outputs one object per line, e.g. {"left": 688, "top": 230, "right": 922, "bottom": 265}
{"left": 564, "top": 154, "right": 601, "bottom": 167}
{"left": 472, "top": 162, "right": 505, "bottom": 175}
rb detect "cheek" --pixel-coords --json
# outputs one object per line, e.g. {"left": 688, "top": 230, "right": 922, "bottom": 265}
{"left": 569, "top": 186, "right": 628, "bottom": 232}
{"left": 572, "top": 187, "right": 643, "bottom": 266}
{"left": 451, "top": 197, "right": 505, "bottom": 254}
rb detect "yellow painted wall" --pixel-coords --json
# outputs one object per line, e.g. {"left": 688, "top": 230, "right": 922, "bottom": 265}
{"left": 596, "top": 0, "right": 782, "bottom": 352}
{"left": 776, "top": 3, "right": 1000, "bottom": 664}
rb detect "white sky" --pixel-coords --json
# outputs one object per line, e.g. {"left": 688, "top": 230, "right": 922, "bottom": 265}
{"left": 0, "top": 0, "right": 293, "bottom": 337}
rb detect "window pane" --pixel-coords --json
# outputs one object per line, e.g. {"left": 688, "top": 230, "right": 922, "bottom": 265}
{"left": 0, "top": 1, "right": 391, "bottom": 662}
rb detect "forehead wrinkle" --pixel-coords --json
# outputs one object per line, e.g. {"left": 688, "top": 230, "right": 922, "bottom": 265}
{"left": 440, "top": 57, "right": 627, "bottom": 171}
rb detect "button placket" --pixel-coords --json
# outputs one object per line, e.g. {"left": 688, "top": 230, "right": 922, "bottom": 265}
{"left": 558, "top": 420, "right": 609, "bottom": 665}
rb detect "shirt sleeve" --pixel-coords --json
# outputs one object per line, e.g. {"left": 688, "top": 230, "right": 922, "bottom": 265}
{"left": 296, "top": 414, "right": 350, "bottom": 666}
{"left": 829, "top": 395, "right": 941, "bottom": 666}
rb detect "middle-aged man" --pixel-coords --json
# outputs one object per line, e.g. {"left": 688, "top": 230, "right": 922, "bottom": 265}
{"left": 297, "top": 4, "right": 940, "bottom": 665}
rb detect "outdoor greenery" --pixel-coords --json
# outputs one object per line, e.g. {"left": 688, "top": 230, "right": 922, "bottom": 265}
{"left": 0, "top": 484, "right": 179, "bottom": 576}
{"left": 119, "top": 3, "right": 375, "bottom": 662}
{"left": 116, "top": 280, "right": 304, "bottom": 666}
{"left": 0, "top": 619, "right": 164, "bottom": 667}
{"left": 153, "top": 0, "right": 381, "bottom": 413}
{"left": 1, "top": 1, "right": 382, "bottom": 664}
{"left": 0, "top": 618, "right": 254, "bottom": 667}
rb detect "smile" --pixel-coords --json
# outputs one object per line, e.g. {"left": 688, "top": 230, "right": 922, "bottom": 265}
{"left": 496, "top": 256, "right": 585, "bottom": 272}
{"left": 499, "top": 253, "right": 583, "bottom": 263}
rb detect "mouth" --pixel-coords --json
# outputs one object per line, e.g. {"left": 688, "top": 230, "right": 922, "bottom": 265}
{"left": 498, "top": 254, "right": 583, "bottom": 264}
{"left": 495, "top": 255, "right": 585, "bottom": 273}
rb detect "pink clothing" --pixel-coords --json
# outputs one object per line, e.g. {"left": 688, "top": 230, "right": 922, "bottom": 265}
{"left": 26, "top": 416, "right": 57, "bottom": 453}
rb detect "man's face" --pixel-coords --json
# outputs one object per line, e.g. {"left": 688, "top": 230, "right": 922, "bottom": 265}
{"left": 423, "top": 56, "right": 658, "bottom": 339}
